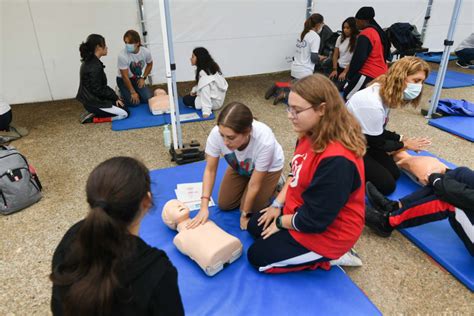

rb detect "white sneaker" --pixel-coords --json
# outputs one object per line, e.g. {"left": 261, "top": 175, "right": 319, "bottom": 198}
{"left": 330, "top": 248, "right": 363, "bottom": 267}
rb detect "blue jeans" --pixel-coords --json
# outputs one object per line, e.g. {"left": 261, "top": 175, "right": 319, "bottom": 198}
{"left": 455, "top": 48, "right": 474, "bottom": 64}
{"left": 116, "top": 77, "right": 152, "bottom": 107}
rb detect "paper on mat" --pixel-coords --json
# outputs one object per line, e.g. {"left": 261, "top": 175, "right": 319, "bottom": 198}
{"left": 175, "top": 182, "right": 215, "bottom": 211}
{"left": 179, "top": 113, "right": 200, "bottom": 122}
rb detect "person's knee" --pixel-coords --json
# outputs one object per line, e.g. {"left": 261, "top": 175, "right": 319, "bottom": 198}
{"left": 247, "top": 214, "right": 261, "bottom": 238}
{"left": 217, "top": 196, "right": 236, "bottom": 211}
{"left": 375, "top": 178, "right": 397, "bottom": 195}
{"left": 247, "top": 243, "right": 264, "bottom": 268}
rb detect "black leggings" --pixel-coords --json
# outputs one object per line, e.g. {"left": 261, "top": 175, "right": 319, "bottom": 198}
{"left": 247, "top": 212, "right": 330, "bottom": 273}
{"left": 182, "top": 95, "right": 197, "bottom": 108}
{"left": 364, "top": 148, "right": 400, "bottom": 195}
{"left": 343, "top": 73, "right": 374, "bottom": 101}
{"left": 0, "top": 110, "right": 12, "bottom": 131}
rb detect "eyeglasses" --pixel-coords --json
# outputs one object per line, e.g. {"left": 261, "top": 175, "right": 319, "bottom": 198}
{"left": 286, "top": 105, "right": 314, "bottom": 118}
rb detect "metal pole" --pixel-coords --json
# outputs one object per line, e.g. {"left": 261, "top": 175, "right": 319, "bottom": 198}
{"left": 158, "top": 0, "right": 183, "bottom": 149}
{"left": 306, "top": 0, "right": 313, "bottom": 18}
{"left": 136, "top": 0, "right": 153, "bottom": 85}
{"left": 420, "top": 0, "right": 434, "bottom": 44}
{"left": 426, "top": 0, "right": 463, "bottom": 118}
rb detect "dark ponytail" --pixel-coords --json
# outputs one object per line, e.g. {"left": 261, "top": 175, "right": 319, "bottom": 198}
{"left": 193, "top": 47, "right": 222, "bottom": 83}
{"left": 300, "top": 13, "right": 323, "bottom": 41}
{"left": 50, "top": 157, "right": 151, "bottom": 315}
{"left": 79, "top": 34, "right": 106, "bottom": 62}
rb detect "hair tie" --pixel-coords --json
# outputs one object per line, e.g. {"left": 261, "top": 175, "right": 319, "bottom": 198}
{"left": 93, "top": 200, "right": 109, "bottom": 211}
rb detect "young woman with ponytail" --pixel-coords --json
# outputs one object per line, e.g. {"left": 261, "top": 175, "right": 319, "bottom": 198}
{"left": 50, "top": 157, "right": 184, "bottom": 315}
{"left": 76, "top": 34, "right": 129, "bottom": 124}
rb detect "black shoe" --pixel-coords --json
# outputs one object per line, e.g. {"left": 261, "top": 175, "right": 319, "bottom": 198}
{"left": 456, "top": 60, "right": 471, "bottom": 69}
{"left": 366, "top": 182, "right": 399, "bottom": 215}
{"left": 265, "top": 84, "right": 278, "bottom": 100}
{"left": 273, "top": 91, "right": 287, "bottom": 105}
{"left": 365, "top": 205, "right": 393, "bottom": 237}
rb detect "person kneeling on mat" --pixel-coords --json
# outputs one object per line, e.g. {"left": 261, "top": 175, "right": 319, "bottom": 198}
{"left": 50, "top": 157, "right": 184, "bottom": 315}
{"left": 183, "top": 47, "right": 228, "bottom": 118}
{"left": 76, "top": 34, "right": 129, "bottom": 124}
{"left": 365, "top": 166, "right": 474, "bottom": 256}
{"left": 188, "top": 102, "right": 284, "bottom": 231}
{"left": 247, "top": 74, "right": 366, "bottom": 273}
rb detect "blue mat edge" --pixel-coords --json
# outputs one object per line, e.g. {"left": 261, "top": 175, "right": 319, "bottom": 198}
{"left": 391, "top": 151, "right": 474, "bottom": 292}
{"left": 425, "top": 70, "right": 473, "bottom": 89}
{"left": 428, "top": 117, "right": 474, "bottom": 142}
{"left": 145, "top": 160, "right": 382, "bottom": 315}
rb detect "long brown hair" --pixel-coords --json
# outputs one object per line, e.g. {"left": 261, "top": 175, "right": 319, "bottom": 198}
{"left": 50, "top": 157, "right": 151, "bottom": 315}
{"left": 340, "top": 17, "right": 359, "bottom": 53}
{"left": 217, "top": 102, "right": 253, "bottom": 134}
{"left": 300, "top": 14, "right": 323, "bottom": 41}
{"left": 291, "top": 74, "right": 366, "bottom": 157}
{"left": 373, "top": 56, "right": 430, "bottom": 108}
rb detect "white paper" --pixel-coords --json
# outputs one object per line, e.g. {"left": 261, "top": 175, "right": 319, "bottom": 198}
{"left": 175, "top": 182, "right": 215, "bottom": 211}
{"left": 179, "top": 113, "right": 200, "bottom": 122}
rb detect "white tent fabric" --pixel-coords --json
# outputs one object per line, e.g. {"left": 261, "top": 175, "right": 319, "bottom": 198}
{"left": 1, "top": 0, "right": 473, "bottom": 105}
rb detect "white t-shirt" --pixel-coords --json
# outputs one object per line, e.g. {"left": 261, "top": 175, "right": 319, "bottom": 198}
{"left": 117, "top": 46, "right": 153, "bottom": 78}
{"left": 346, "top": 83, "right": 389, "bottom": 136}
{"left": 205, "top": 121, "right": 284, "bottom": 176}
{"left": 291, "top": 30, "right": 321, "bottom": 79}
{"left": 335, "top": 35, "right": 353, "bottom": 68}
{"left": 0, "top": 96, "right": 11, "bottom": 116}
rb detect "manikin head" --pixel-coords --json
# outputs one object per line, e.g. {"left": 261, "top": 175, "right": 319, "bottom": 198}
{"left": 162, "top": 199, "right": 191, "bottom": 230}
{"left": 154, "top": 88, "right": 167, "bottom": 96}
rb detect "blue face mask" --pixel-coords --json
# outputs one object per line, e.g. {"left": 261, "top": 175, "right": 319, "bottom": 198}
{"left": 403, "top": 83, "right": 422, "bottom": 100}
{"left": 126, "top": 43, "right": 136, "bottom": 53}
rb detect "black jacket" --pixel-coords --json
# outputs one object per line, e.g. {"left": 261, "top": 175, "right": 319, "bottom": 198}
{"left": 51, "top": 221, "right": 184, "bottom": 316}
{"left": 76, "top": 56, "right": 118, "bottom": 108}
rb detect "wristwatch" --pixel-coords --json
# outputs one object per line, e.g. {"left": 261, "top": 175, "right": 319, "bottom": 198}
{"left": 275, "top": 216, "right": 284, "bottom": 229}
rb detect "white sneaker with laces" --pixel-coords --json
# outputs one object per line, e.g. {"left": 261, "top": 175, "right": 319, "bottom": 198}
{"left": 330, "top": 248, "right": 363, "bottom": 267}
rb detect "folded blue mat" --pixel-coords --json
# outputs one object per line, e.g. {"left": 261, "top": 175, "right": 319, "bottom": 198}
{"left": 429, "top": 116, "right": 474, "bottom": 142}
{"left": 387, "top": 151, "right": 474, "bottom": 291}
{"left": 141, "top": 160, "right": 381, "bottom": 315}
{"left": 112, "top": 98, "right": 215, "bottom": 131}
{"left": 416, "top": 52, "right": 458, "bottom": 63}
{"left": 425, "top": 70, "right": 474, "bottom": 88}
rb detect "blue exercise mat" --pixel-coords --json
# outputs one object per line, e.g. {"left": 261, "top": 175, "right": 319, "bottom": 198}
{"left": 140, "top": 160, "right": 381, "bottom": 315}
{"left": 425, "top": 70, "right": 474, "bottom": 88}
{"left": 387, "top": 152, "right": 474, "bottom": 291}
{"left": 416, "top": 52, "right": 458, "bottom": 63}
{"left": 429, "top": 116, "right": 474, "bottom": 142}
{"left": 112, "top": 98, "right": 215, "bottom": 131}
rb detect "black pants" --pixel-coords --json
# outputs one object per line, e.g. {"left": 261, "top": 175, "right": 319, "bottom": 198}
{"left": 183, "top": 95, "right": 197, "bottom": 108}
{"left": 343, "top": 73, "right": 374, "bottom": 101}
{"left": 0, "top": 110, "right": 12, "bottom": 131}
{"left": 247, "top": 212, "right": 329, "bottom": 273}
{"left": 364, "top": 148, "right": 400, "bottom": 195}
{"left": 331, "top": 66, "right": 347, "bottom": 91}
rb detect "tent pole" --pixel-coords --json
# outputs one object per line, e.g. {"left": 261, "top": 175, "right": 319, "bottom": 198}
{"left": 158, "top": 0, "right": 183, "bottom": 149}
{"left": 426, "top": 0, "right": 463, "bottom": 118}
{"left": 306, "top": 0, "right": 313, "bottom": 18}
{"left": 420, "top": 0, "right": 434, "bottom": 44}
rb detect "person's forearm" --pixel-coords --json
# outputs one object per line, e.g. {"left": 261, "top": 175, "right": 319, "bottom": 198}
{"left": 143, "top": 63, "right": 153, "bottom": 78}
{"left": 332, "top": 49, "right": 339, "bottom": 70}
{"left": 200, "top": 168, "right": 216, "bottom": 208}
{"left": 240, "top": 180, "right": 261, "bottom": 214}
{"left": 280, "top": 214, "right": 295, "bottom": 230}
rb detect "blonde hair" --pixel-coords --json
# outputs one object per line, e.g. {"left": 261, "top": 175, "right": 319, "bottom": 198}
{"left": 373, "top": 56, "right": 430, "bottom": 108}
{"left": 291, "top": 74, "right": 366, "bottom": 157}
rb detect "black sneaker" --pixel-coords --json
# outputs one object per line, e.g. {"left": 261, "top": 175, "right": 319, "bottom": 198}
{"left": 264, "top": 84, "right": 278, "bottom": 100}
{"left": 80, "top": 111, "right": 95, "bottom": 124}
{"left": 456, "top": 60, "right": 471, "bottom": 69}
{"left": 365, "top": 205, "right": 393, "bottom": 237}
{"left": 366, "top": 182, "right": 399, "bottom": 215}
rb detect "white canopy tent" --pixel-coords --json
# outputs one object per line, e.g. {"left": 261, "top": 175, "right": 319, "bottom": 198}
{"left": 1, "top": 0, "right": 472, "bottom": 107}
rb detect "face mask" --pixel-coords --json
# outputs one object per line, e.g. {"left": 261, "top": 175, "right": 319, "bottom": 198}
{"left": 403, "top": 83, "right": 422, "bottom": 100}
{"left": 126, "top": 43, "right": 136, "bottom": 53}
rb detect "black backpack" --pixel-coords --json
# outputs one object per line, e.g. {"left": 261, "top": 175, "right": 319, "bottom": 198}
{"left": 387, "top": 23, "right": 422, "bottom": 52}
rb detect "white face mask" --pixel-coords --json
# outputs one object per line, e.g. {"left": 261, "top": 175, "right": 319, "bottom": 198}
{"left": 403, "top": 83, "right": 422, "bottom": 100}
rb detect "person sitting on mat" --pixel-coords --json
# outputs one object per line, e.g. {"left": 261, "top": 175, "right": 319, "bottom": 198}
{"left": 347, "top": 56, "right": 432, "bottom": 195}
{"left": 116, "top": 30, "right": 153, "bottom": 107}
{"left": 454, "top": 32, "right": 474, "bottom": 69}
{"left": 247, "top": 74, "right": 366, "bottom": 273}
{"left": 328, "top": 17, "right": 359, "bottom": 91}
{"left": 76, "top": 34, "right": 129, "bottom": 124}
{"left": 188, "top": 102, "right": 284, "bottom": 231}
{"left": 343, "top": 6, "right": 390, "bottom": 100}
{"left": 365, "top": 166, "right": 474, "bottom": 256}
{"left": 50, "top": 157, "right": 184, "bottom": 315}
{"left": 183, "top": 47, "right": 228, "bottom": 118}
